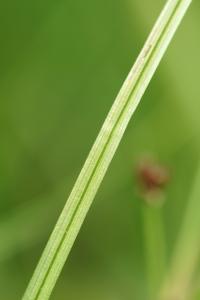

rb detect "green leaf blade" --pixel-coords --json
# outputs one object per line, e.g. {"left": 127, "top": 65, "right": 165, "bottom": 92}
{"left": 22, "top": 1, "right": 192, "bottom": 299}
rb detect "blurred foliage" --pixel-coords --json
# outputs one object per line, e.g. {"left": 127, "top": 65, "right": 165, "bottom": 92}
{"left": 0, "top": 0, "right": 200, "bottom": 299}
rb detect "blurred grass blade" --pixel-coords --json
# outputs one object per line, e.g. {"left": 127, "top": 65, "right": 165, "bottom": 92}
{"left": 142, "top": 205, "right": 166, "bottom": 299}
{"left": 22, "top": 1, "right": 192, "bottom": 299}
{"left": 159, "top": 164, "right": 200, "bottom": 300}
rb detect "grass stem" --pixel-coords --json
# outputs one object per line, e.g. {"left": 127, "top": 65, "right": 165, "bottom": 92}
{"left": 142, "top": 204, "right": 166, "bottom": 299}
{"left": 22, "top": 1, "right": 192, "bottom": 299}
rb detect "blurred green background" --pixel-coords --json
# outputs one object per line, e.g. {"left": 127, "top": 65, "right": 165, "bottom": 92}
{"left": 0, "top": 0, "right": 200, "bottom": 299}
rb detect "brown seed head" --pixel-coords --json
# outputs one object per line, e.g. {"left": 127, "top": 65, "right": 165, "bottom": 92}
{"left": 136, "top": 158, "right": 170, "bottom": 206}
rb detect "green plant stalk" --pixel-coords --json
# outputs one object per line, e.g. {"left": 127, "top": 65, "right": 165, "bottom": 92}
{"left": 22, "top": 1, "right": 192, "bottom": 299}
{"left": 143, "top": 204, "right": 166, "bottom": 300}
{"left": 159, "top": 164, "right": 200, "bottom": 300}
